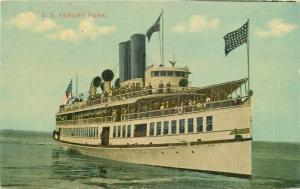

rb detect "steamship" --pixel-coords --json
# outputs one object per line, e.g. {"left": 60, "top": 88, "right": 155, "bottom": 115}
{"left": 54, "top": 31, "right": 253, "bottom": 177}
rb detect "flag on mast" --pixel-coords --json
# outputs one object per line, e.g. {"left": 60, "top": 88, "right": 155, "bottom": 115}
{"left": 224, "top": 20, "right": 248, "bottom": 56}
{"left": 64, "top": 79, "right": 72, "bottom": 104}
{"left": 146, "top": 14, "right": 161, "bottom": 42}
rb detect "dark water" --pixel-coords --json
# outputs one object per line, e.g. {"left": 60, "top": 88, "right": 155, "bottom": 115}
{"left": 0, "top": 130, "right": 299, "bottom": 189}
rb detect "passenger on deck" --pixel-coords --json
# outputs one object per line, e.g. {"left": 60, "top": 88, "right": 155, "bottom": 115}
{"left": 160, "top": 102, "right": 165, "bottom": 110}
{"left": 206, "top": 97, "right": 211, "bottom": 103}
{"left": 147, "top": 82, "right": 153, "bottom": 95}
{"left": 166, "top": 81, "right": 171, "bottom": 93}
{"left": 136, "top": 82, "right": 141, "bottom": 91}
{"left": 158, "top": 81, "right": 164, "bottom": 94}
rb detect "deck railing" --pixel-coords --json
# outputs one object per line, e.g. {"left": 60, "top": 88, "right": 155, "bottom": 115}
{"left": 59, "top": 86, "right": 202, "bottom": 113}
{"left": 57, "top": 97, "right": 248, "bottom": 126}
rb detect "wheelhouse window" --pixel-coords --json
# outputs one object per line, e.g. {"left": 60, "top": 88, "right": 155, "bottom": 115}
{"left": 152, "top": 71, "right": 159, "bottom": 77}
{"left": 175, "top": 71, "right": 181, "bottom": 77}
{"left": 163, "top": 121, "right": 169, "bottom": 135}
{"left": 156, "top": 122, "right": 162, "bottom": 136}
{"left": 127, "top": 125, "right": 131, "bottom": 138}
{"left": 171, "top": 120, "right": 177, "bottom": 134}
{"left": 160, "top": 71, "right": 166, "bottom": 76}
{"left": 184, "top": 72, "right": 189, "bottom": 78}
{"left": 167, "top": 71, "right": 173, "bottom": 76}
{"left": 179, "top": 119, "right": 185, "bottom": 133}
{"left": 188, "top": 118, "right": 194, "bottom": 133}
{"left": 150, "top": 122, "right": 155, "bottom": 136}
{"left": 206, "top": 116, "right": 213, "bottom": 131}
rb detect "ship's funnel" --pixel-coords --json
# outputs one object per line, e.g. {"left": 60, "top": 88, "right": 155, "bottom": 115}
{"left": 89, "top": 76, "right": 102, "bottom": 96}
{"left": 130, "top": 34, "right": 146, "bottom": 79}
{"left": 119, "top": 41, "right": 131, "bottom": 82}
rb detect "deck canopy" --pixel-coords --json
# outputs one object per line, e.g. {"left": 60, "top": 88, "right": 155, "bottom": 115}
{"left": 197, "top": 78, "right": 248, "bottom": 101}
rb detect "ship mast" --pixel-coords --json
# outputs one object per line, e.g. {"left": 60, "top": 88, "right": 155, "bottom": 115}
{"left": 161, "top": 9, "right": 164, "bottom": 66}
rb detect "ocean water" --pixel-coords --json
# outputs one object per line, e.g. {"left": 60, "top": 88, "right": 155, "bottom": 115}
{"left": 0, "top": 130, "right": 299, "bottom": 189}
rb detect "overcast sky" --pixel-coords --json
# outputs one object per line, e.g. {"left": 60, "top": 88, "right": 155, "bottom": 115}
{"left": 1, "top": 1, "right": 299, "bottom": 142}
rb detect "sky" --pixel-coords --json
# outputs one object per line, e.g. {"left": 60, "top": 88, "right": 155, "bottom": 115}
{"left": 0, "top": 1, "right": 299, "bottom": 142}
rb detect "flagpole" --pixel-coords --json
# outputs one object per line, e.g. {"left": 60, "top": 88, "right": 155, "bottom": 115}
{"left": 76, "top": 74, "right": 78, "bottom": 98}
{"left": 247, "top": 18, "right": 250, "bottom": 94}
{"left": 162, "top": 9, "right": 164, "bottom": 65}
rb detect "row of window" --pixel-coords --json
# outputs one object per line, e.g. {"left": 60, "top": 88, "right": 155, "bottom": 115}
{"left": 61, "top": 127, "right": 98, "bottom": 138}
{"left": 60, "top": 116, "right": 213, "bottom": 139}
{"left": 112, "top": 116, "right": 213, "bottom": 138}
{"left": 151, "top": 71, "right": 188, "bottom": 78}
{"left": 149, "top": 116, "right": 212, "bottom": 136}
{"left": 113, "top": 125, "right": 132, "bottom": 138}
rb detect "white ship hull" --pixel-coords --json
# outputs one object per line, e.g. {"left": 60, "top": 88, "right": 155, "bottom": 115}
{"left": 55, "top": 85, "right": 253, "bottom": 178}
{"left": 60, "top": 139, "right": 251, "bottom": 178}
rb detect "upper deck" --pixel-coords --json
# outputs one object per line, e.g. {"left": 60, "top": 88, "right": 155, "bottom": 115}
{"left": 56, "top": 78, "right": 250, "bottom": 126}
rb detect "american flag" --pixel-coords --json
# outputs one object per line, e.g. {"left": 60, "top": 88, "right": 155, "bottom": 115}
{"left": 64, "top": 79, "right": 72, "bottom": 104}
{"left": 224, "top": 21, "right": 248, "bottom": 56}
{"left": 146, "top": 14, "right": 161, "bottom": 42}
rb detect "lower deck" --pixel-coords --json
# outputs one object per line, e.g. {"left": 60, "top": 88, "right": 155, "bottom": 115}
{"left": 57, "top": 103, "right": 252, "bottom": 147}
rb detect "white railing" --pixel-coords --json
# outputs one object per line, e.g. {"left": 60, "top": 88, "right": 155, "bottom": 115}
{"left": 59, "top": 86, "right": 201, "bottom": 113}
{"left": 57, "top": 97, "right": 248, "bottom": 126}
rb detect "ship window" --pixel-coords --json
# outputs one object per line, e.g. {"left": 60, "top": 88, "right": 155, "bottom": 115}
{"left": 117, "top": 126, "right": 121, "bottom": 137}
{"left": 134, "top": 124, "right": 147, "bottom": 137}
{"left": 175, "top": 71, "right": 181, "bottom": 77}
{"left": 180, "top": 72, "right": 185, "bottom": 77}
{"left": 184, "top": 72, "right": 189, "bottom": 78}
{"left": 171, "top": 120, "right": 177, "bottom": 134}
{"left": 206, "top": 116, "right": 213, "bottom": 131}
{"left": 127, "top": 125, "right": 131, "bottom": 137}
{"left": 122, "top": 125, "right": 126, "bottom": 138}
{"left": 179, "top": 119, "right": 185, "bottom": 134}
{"left": 150, "top": 122, "right": 155, "bottom": 136}
{"left": 197, "top": 117, "right": 203, "bottom": 132}
{"left": 95, "top": 128, "right": 98, "bottom": 138}
{"left": 156, "top": 122, "right": 162, "bottom": 136}
{"left": 167, "top": 71, "right": 173, "bottom": 76}
{"left": 188, "top": 118, "right": 194, "bottom": 133}
{"left": 163, "top": 121, "right": 169, "bottom": 135}
{"left": 152, "top": 71, "right": 159, "bottom": 77}
{"left": 160, "top": 71, "right": 166, "bottom": 76}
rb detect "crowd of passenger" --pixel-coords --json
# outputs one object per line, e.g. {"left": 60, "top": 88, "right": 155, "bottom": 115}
{"left": 87, "top": 81, "right": 174, "bottom": 102}
{"left": 58, "top": 93, "right": 245, "bottom": 124}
